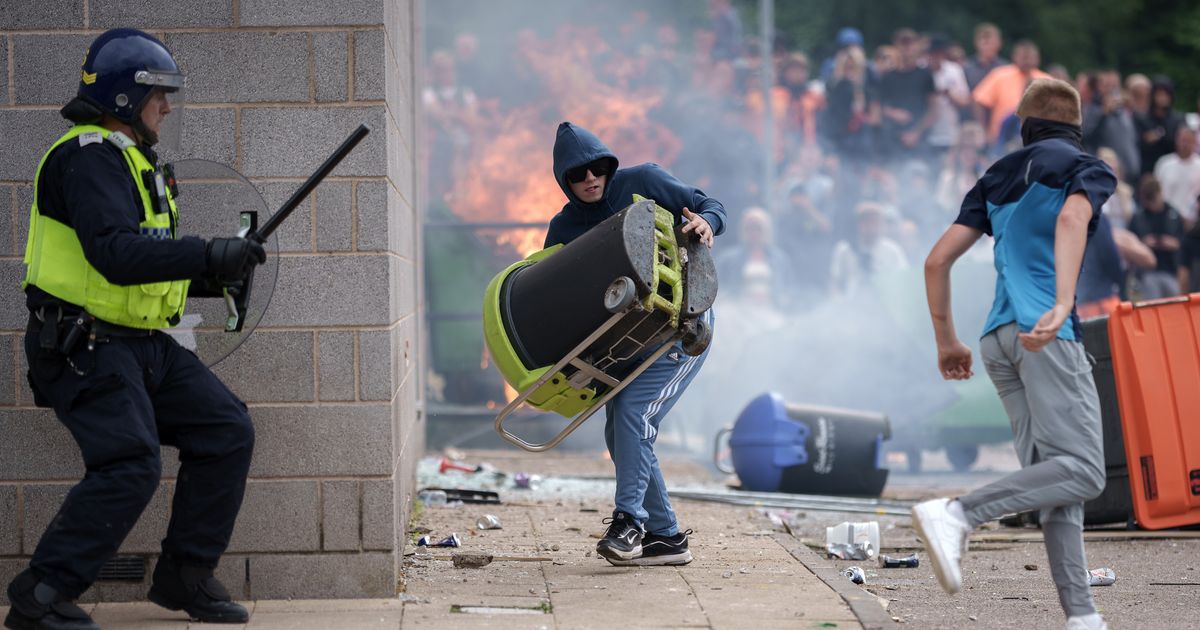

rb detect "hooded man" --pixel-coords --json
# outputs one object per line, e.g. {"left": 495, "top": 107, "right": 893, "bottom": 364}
{"left": 544, "top": 122, "right": 726, "bottom": 566}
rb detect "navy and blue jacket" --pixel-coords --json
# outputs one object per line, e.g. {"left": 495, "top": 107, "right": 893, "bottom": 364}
{"left": 544, "top": 122, "right": 726, "bottom": 247}
{"left": 954, "top": 119, "right": 1117, "bottom": 342}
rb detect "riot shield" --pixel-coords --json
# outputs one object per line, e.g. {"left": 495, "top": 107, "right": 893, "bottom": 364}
{"left": 164, "top": 159, "right": 279, "bottom": 367}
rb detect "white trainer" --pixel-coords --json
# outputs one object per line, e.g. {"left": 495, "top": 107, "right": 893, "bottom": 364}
{"left": 911, "top": 497, "right": 971, "bottom": 594}
{"left": 1066, "top": 613, "right": 1109, "bottom": 630}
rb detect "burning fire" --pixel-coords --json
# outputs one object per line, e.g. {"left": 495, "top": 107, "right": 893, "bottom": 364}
{"left": 445, "top": 25, "right": 682, "bottom": 258}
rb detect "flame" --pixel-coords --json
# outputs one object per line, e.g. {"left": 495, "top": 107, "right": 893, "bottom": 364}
{"left": 444, "top": 25, "right": 681, "bottom": 258}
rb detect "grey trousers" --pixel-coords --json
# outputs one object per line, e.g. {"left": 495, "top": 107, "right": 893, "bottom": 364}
{"left": 957, "top": 323, "right": 1106, "bottom": 617}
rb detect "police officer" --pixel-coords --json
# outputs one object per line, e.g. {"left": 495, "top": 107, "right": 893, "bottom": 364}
{"left": 5, "top": 29, "right": 263, "bottom": 630}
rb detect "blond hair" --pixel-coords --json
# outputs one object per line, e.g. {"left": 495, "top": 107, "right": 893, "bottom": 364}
{"left": 1017, "top": 78, "right": 1082, "bottom": 125}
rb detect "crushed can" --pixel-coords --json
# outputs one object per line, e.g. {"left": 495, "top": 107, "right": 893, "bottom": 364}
{"left": 842, "top": 566, "right": 865, "bottom": 584}
{"left": 879, "top": 553, "right": 920, "bottom": 568}
{"left": 476, "top": 514, "right": 502, "bottom": 530}
{"left": 417, "top": 533, "right": 461, "bottom": 548}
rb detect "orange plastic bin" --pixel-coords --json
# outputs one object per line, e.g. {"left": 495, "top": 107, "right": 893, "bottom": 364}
{"left": 1108, "top": 294, "right": 1200, "bottom": 530}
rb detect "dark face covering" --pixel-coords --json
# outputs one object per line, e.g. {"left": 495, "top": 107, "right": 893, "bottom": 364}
{"left": 1020, "top": 116, "right": 1083, "bottom": 148}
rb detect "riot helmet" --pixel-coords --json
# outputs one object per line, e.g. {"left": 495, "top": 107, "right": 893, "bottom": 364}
{"left": 62, "top": 28, "right": 186, "bottom": 147}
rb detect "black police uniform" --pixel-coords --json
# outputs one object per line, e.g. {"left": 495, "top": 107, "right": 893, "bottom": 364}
{"left": 24, "top": 135, "right": 255, "bottom": 601}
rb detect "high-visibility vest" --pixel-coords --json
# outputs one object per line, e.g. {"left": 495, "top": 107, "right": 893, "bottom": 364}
{"left": 23, "top": 124, "right": 189, "bottom": 329}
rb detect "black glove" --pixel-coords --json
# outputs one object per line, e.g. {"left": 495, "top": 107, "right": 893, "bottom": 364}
{"left": 205, "top": 237, "right": 266, "bottom": 282}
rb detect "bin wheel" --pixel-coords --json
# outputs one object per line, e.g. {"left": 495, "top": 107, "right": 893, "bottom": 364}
{"left": 946, "top": 444, "right": 979, "bottom": 472}
{"left": 681, "top": 317, "right": 713, "bottom": 356}
{"left": 604, "top": 276, "right": 638, "bottom": 313}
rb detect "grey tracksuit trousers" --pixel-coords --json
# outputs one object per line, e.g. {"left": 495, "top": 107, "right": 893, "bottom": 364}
{"left": 957, "top": 323, "right": 1107, "bottom": 617}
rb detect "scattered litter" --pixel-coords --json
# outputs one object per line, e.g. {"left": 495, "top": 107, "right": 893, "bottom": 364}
{"left": 438, "top": 457, "right": 481, "bottom": 474}
{"left": 551, "top": 544, "right": 561, "bottom": 551}
{"left": 721, "top": 571, "right": 733, "bottom": 579}
{"left": 476, "top": 514, "right": 502, "bottom": 530}
{"left": 1024, "top": 564, "right": 1038, "bottom": 571}
{"left": 1001, "top": 596, "right": 1030, "bottom": 601}
{"left": 670, "top": 488, "right": 913, "bottom": 516}
{"left": 739, "top": 568, "right": 750, "bottom": 574}
{"left": 424, "top": 488, "right": 501, "bottom": 504}
{"left": 398, "top": 594, "right": 429, "bottom": 604}
{"left": 579, "top": 508, "right": 599, "bottom": 513}
{"left": 1149, "top": 582, "right": 1200, "bottom": 586}
{"left": 416, "top": 489, "right": 448, "bottom": 508}
{"left": 418, "top": 534, "right": 461, "bottom": 548}
{"left": 762, "top": 509, "right": 805, "bottom": 535}
{"left": 968, "top": 615, "right": 978, "bottom": 621}
{"left": 842, "top": 566, "right": 866, "bottom": 585}
{"left": 451, "top": 553, "right": 493, "bottom": 568}
{"left": 1088, "top": 567, "right": 1116, "bottom": 587}
{"left": 513, "top": 472, "right": 542, "bottom": 490}
{"left": 826, "top": 521, "right": 880, "bottom": 561}
{"left": 880, "top": 554, "right": 920, "bottom": 568}
{"left": 884, "top": 585, "right": 898, "bottom": 591}
{"left": 584, "top": 551, "right": 592, "bottom": 557}
{"left": 552, "top": 560, "right": 566, "bottom": 565}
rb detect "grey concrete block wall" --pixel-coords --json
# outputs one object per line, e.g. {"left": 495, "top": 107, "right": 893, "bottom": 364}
{"left": 0, "top": 0, "right": 421, "bottom": 603}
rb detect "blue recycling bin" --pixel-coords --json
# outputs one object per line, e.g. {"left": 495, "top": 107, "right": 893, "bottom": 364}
{"left": 728, "top": 393, "right": 891, "bottom": 497}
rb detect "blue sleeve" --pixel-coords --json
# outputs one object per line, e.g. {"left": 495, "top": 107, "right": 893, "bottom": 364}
{"left": 62, "top": 146, "right": 207, "bottom": 286}
{"left": 1064, "top": 155, "right": 1117, "bottom": 222}
{"left": 953, "top": 179, "right": 992, "bottom": 236}
{"left": 636, "top": 164, "right": 727, "bottom": 236}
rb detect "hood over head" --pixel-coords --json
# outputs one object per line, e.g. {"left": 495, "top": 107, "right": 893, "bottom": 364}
{"left": 553, "top": 122, "right": 619, "bottom": 207}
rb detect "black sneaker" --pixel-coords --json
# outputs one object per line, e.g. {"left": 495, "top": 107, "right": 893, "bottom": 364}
{"left": 147, "top": 555, "right": 249, "bottom": 624}
{"left": 595, "top": 511, "right": 644, "bottom": 562}
{"left": 608, "top": 529, "right": 694, "bottom": 566}
{"left": 4, "top": 569, "right": 99, "bottom": 630}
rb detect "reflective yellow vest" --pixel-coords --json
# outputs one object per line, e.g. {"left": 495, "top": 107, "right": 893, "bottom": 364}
{"left": 23, "top": 124, "right": 189, "bottom": 329}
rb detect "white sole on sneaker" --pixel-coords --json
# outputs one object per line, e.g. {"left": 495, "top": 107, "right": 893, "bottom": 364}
{"left": 595, "top": 543, "right": 642, "bottom": 562}
{"left": 606, "top": 549, "right": 693, "bottom": 567}
{"left": 911, "top": 501, "right": 962, "bottom": 595}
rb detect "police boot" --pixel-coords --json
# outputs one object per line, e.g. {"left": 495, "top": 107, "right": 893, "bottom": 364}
{"left": 146, "top": 555, "right": 248, "bottom": 624}
{"left": 4, "top": 569, "right": 100, "bottom": 630}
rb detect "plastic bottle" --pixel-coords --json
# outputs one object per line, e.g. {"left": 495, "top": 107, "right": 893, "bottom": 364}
{"left": 417, "top": 489, "right": 448, "bottom": 507}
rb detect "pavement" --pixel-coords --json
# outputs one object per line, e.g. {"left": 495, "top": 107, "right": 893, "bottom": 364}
{"left": 5, "top": 446, "right": 1200, "bottom": 629}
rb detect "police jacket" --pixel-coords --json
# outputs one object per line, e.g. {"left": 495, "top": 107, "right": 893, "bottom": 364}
{"left": 24, "top": 125, "right": 208, "bottom": 326}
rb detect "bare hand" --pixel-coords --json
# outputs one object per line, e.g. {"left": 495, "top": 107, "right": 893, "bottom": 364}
{"left": 681, "top": 207, "right": 714, "bottom": 248}
{"left": 901, "top": 130, "right": 921, "bottom": 147}
{"left": 1161, "top": 235, "right": 1181, "bottom": 250}
{"left": 937, "top": 339, "right": 974, "bottom": 380}
{"left": 1018, "top": 304, "right": 1071, "bottom": 352}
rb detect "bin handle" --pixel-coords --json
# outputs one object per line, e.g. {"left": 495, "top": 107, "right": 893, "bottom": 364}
{"left": 713, "top": 428, "right": 735, "bottom": 474}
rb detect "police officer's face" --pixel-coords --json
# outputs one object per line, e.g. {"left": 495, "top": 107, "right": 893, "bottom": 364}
{"left": 140, "top": 90, "right": 172, "bottom": 135}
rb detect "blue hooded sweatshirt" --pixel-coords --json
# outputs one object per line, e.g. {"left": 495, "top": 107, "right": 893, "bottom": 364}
{"left": 543, "top": 122, "right": 727, "bottom": 247}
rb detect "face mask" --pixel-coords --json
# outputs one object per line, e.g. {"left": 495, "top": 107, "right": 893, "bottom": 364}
{"left": 1020, "top": 116, "right": 1083, "bottom": 147}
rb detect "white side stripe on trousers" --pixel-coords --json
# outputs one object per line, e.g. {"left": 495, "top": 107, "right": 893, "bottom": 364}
{"left": 640, "top": 309, "right": 713, "bottom": 440}
{"left": 640, "top": 353, "right": 700, "bottom": 440}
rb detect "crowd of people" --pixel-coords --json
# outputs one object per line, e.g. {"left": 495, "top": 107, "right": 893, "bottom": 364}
{"left": 423, "top": 3, "right": 1200, "bottom": 324}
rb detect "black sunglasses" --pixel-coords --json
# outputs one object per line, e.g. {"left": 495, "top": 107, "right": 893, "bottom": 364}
{"left": 565, "top": 159, "right": 610, "bottom": 184}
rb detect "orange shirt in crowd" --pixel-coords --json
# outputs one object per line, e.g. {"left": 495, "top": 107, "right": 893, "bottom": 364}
{"left": 972, "top": 65, "right": 1052, "bottom": 140}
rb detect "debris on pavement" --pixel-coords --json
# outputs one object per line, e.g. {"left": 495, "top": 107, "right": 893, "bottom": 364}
{"left": 670, "top": 487, "right": 913, "bottom": 516}
{"left": 476, "top": 514, "right": 503, "bottom": 530}
{"left": 843, "top": 566, "right": 866, "bottom": 584}
{"left": 1024, "top": 564, "right": 1038, "bottom": 571}
{"left": 826, "top": 521, "right": 880, "bottom": 560}
{"left": 452, "top": 552, "right": 494, "bottom": 568}
{"left": 880, "top": 553, "right": 920, "bottom": 568}
{"left": 418, "top": 533, "right": 462, "bottom": 548}
{"left": 1088, "top": 567, "right": 1117, "bottom": 586}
